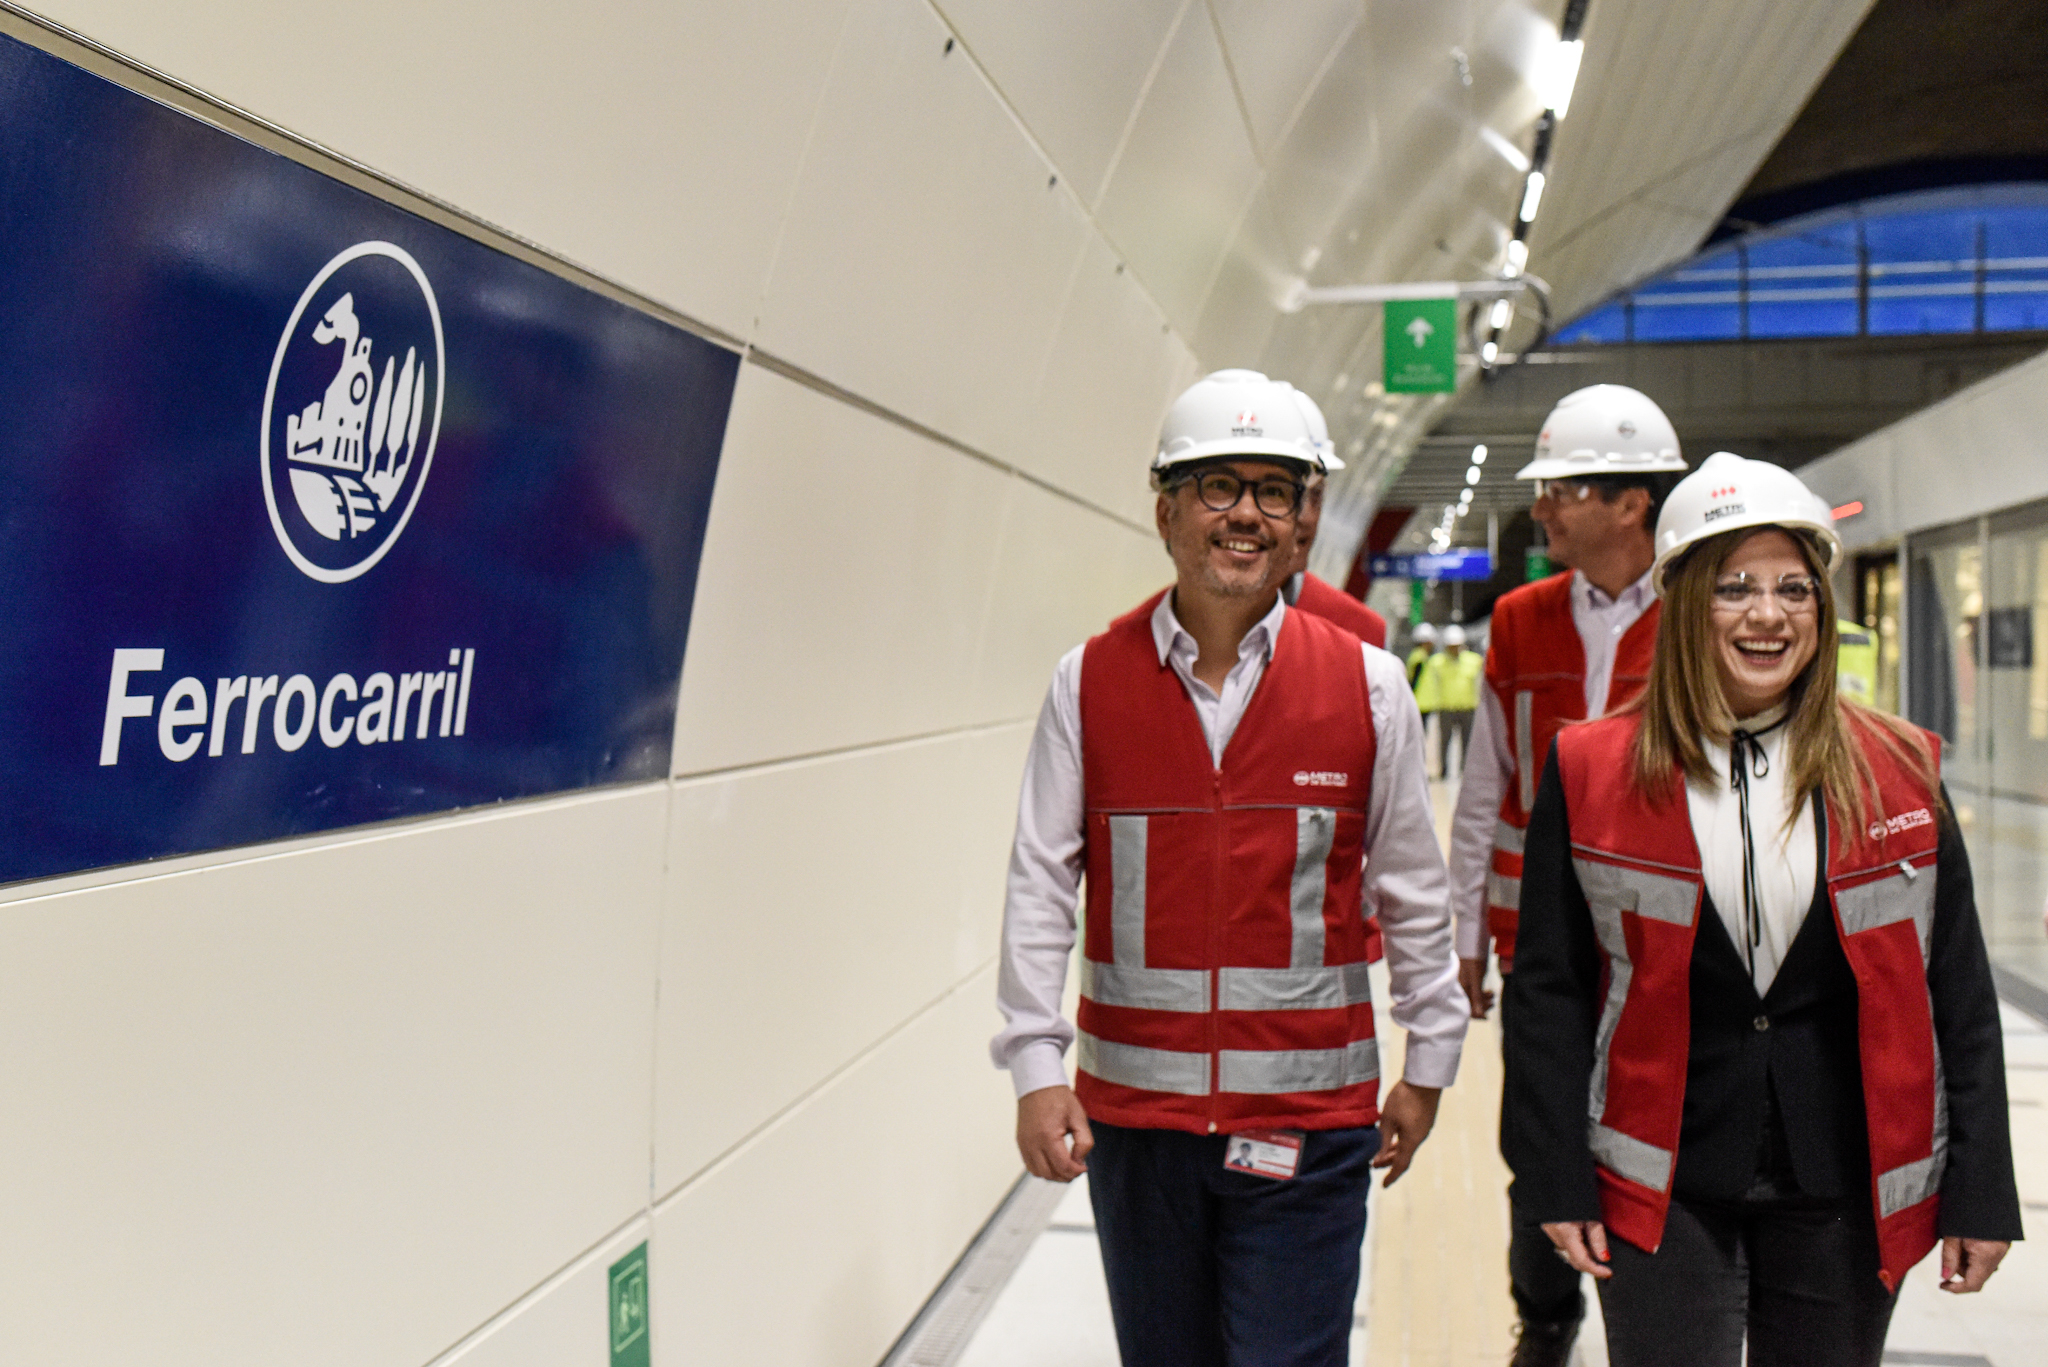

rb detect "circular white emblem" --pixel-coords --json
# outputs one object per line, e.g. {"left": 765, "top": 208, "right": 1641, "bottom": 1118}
{"left": 261, "top": 242, "right": 444, "bottom": 583}
{"left": 1868, "top": 820, "right": 1885, "bottom": 841}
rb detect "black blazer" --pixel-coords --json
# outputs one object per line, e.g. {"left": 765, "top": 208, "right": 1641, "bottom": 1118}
{"left": 1503, "top": 745, "right": 2023, "bottom": 1242}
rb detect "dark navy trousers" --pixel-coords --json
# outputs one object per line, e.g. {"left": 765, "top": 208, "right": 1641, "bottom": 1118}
{"left": 1086, "top": 1119, "right": 1380, "bottom": 1367}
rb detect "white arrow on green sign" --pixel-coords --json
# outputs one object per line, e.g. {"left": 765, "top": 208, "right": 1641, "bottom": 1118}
{"left": 1383, "top": 297, "right": 1458, "bottom": 393}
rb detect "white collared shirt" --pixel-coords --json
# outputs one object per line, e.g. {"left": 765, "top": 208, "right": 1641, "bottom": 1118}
{"left": 991, "top": 592, "right": 1469, "bottom": 1098}
{"left": 1686, "top": 705, "right": 1818, "bottom": 993}
{"left": 1447, "top": 567, "right": 1658, "bottom": 958}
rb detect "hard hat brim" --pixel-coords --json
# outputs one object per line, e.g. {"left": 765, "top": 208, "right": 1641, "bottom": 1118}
{"left": 1514, "top": 452, "right": 1689, "bottom": 480}
{"left": 1154, "top": 438, "right": 1326, "bottom": 473}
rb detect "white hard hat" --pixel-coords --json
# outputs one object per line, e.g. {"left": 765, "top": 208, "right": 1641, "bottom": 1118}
{"left": 1412, "top": 623, "right": 1438, "bottom": 643}
{"left": 1515, "top": 384, "right": 1685, "bottom": 481}
{"left": 1650, "top": 452, "right": 1841, "bottom": 594}
{"left": 1155, "top": 369, "right": 1334, "bottom": 474}
{"left": 1442, "top": 624, "right": 1467, "bottom": 646}
{"left": 1289, "top": 387, "right": 1346, "bottom": 472}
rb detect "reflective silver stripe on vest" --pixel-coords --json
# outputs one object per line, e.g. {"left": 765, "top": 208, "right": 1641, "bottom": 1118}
{"left": 1835, "top": 862, "right": 1938, "bottom": 963}
{"left": 1486, "top": 871, "right": 1522, "bottom": 911}
{"left": 1493, "top": 820, "right": 1526, "bottom": 857}
{"left": 1291, "top": 807, "right": 1336, "bottom": 968}
{"left": 1575, "top": 858, "right": 1698, "bottom": 1127}
{"left": 1589, "top": 1122, "right": 1675, "bottom": 1193}
{"left": 1878, "top": 1152, "right": 1945, "bottom": 1218}
{"left": 1218, "top": 1038, "right": 1380, "bottom": 1095}
{"left": 1080, "top": 957, "right": 1209, "bottom": 1013}
{"left": 1218, "top": 961, "right": 1373, "bottom": 1011}
{"left": 1515, "top": 690, "right": 1535, "bottom": 812}
{"left": 1108, "top": 814, "right": 1148, "bottom": 967}
{"left": 1077, "top": 1030, "right": 1209, "bottom": 1096}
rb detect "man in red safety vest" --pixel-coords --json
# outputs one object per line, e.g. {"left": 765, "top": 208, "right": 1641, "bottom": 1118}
{"left": 1284, "top": 386, "right": 1389, "bottom": 650}
{"left": 1443, "top": 383, "right": 1688, "bottom": 1366}
{"left": 992, "top": 368, "right": 1468, "bottom": 1366}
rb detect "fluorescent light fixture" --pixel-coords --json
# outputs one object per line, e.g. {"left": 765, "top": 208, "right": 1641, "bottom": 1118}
{"left": 1489, "top": 299, "right": 1513, "bottom": 329}
{"left": 1479, "top": 125, "right": 1531, "bottom": 174}
{"left": 1504, "top": 240, "right": 1529, "bottom": 276}
{"left": 1472, "top": 444, "right": 1488, "bottom": 464}
{"left": 1519, "top": 170, "right": 1546, "bottom": 224}
{"left": 1466, "top": 466, "right": 1482, "bottom": 486}
{"left": 1481, "top": 340, "right": 1500, "bottom": 365}
{"left": 1538, "top": 39, "right": 1585, "bottom": 118}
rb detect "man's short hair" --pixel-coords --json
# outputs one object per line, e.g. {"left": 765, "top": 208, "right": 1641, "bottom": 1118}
{"left": 1583, "top": 470, "right": 1684, "bottom": 532}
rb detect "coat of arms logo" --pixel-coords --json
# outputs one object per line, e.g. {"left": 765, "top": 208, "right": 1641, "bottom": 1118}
{"left": 262, "top": 241, "right": 444, "bottom": 583}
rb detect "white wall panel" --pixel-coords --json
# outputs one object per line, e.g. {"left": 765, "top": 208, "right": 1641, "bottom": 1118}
{"left": 1093, "top": 4, "right": 1262, "bottom": 337}
{"left": 672, "top": 366, "right": 1014, "bottom": 776}
{"left": 754, "top": 0, "right": 1089, "bottom": 467}
{"left": 652, "top": 968, "right": 1017, "bottom": 1367}
{"left": 656, "top": 726, "right": 1026, "bottom": 1192}
{"left": 1207, "top": 0, "right": 1358, "bottom": 160}
{"left": 29, "top": 0, "right": 853, "bottom": 341}
{"left": 0, "top": 788, "right": 665, "bottom": 1367}
{"left": 1018, "top": 234, "right": 1198, "bottom": 528}
{"left": 933, "top": 0, "right": 1186, "bottom": 211}
{"left": 972, "top": 476, "right": 1173, "bottom": 724}
{"left": 433, "top": 1219, "right": 651, "bottom": 1367}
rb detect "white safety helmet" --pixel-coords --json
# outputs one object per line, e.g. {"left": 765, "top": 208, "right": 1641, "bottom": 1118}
{"left": 1650, "top": 452, "right": 1840, "bottom": 594}
{"left": 1515, "top": 384, "right": 1685, "bottom": 481}
{"left": 1412, "top": 623, "right": 1439, "bottom": 644}
{"left": 1441, "top": 624, "right": 1467, "bottom": 647}
{"left": 1155, "top": 369, "right": 1336, "bottom": 476}
{"left": 1289, "top": 387, "right": 1346, "bottom": 472}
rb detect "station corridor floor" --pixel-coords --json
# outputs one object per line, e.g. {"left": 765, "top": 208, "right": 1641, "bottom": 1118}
{"left": 946, "top": 781, "right": 2048, "bottom": 1367}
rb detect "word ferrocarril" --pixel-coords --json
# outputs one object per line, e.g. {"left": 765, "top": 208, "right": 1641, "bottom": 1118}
{"left": 99, "top": 647, "right": 475, "bottom": 765}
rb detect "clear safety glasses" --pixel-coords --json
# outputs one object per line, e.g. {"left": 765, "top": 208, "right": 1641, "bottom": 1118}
{"left": 1531, "top": 478, "right": 1597, "bottom": 504}
{"left": 1711, "top": 573, "right": 1821, "bottom": 614}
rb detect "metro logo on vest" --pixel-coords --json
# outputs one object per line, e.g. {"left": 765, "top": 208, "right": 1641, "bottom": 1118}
{"left": 1076, "top": 603, "right": 1380, "bottom": 1135}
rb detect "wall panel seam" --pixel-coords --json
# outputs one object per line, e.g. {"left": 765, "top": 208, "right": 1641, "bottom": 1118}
{"left": 672, "top": 717, "right": 1036, "bottom": 786}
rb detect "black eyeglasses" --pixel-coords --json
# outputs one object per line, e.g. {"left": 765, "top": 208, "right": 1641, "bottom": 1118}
{"left": 1712, "top": 573, "right": 1820, "bottom": 614}
{"left": 1174, "top": 469, "right": 1304, "bottom": 518}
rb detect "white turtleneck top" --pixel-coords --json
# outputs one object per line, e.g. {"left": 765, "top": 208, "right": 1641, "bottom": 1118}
{"left": 1683, "top": 702, "right": 1819, "bottom": 993}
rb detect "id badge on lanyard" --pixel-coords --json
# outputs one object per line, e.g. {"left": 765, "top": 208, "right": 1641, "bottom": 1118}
{"left": 1223, "top": 1129, "right": 1305, "bottom": 1180}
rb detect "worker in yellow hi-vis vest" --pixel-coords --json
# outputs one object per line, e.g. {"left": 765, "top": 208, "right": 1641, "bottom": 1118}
{"left": 1420, "top": 624, "right": 1483, "bottom": 777}
{"left": 1837, "top": 618, "right": 1880, "bottom": 707}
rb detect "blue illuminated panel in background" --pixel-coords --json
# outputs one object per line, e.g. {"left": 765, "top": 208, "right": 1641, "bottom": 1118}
{"left": 1551, "top": 187, "right": 2048, "bottom": 346}
{"left": 0, "top": 33, "right": 740, "bottom": 884}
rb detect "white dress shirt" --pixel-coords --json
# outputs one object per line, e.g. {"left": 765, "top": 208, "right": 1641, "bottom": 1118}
{"left": 992, "top": 592, "right": 1469, "bottom": 1098}
{"left": 1448, "top": 568, "right": 1657, "bottom": 958}
{"left": 1685, "top": 704, "right": 1817, "bottom": 993}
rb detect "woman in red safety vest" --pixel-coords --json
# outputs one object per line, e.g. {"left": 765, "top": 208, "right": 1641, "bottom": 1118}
{"left": 1502, "top": 453, "right": 2021, "bottom": 1367}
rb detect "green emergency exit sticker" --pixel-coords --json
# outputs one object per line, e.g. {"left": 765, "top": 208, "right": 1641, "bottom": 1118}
{"left": 609, "top": 1243, "right": 650, "bottom": 1367}
{"left": 1383, "top": 297, "right": 1458, "bottom": 393}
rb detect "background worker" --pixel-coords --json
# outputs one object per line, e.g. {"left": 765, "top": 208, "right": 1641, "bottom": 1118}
{"left": 1285, "top": 387, "right": 1390, "bottom": 650}
{"left": 1420, "top": 623, "right": 1482, "bottom": 779}
{"left": 1505, "top": 454, "right": 2019, "bottom": 1366}
{"left": 1837, "top": 617, "right": 1880, "bottom": 705}
{"left": 1407, "top": 622, "right": 1437, "bottom": 687}
{"left": 1443, "top": 383, "right": 1688, "bottom": 1366}
{"left": 992, "top": 368, "right": 1469, "bottom": 1367}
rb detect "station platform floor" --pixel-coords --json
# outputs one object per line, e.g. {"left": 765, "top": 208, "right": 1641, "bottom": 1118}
{"left": 943, "top": 780, "right": 2048, "bottom": 1367}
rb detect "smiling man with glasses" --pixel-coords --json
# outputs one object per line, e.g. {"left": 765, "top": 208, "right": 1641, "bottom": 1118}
{"left": 991, "top": 368, "right": 1467, "bottom": 1367}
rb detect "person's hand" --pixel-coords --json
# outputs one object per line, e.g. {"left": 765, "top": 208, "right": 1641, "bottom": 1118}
{"left": 1543, "top": 1220, "right": 1614, "bottom": 1279}
{"left": 1371, "top": 1081, "right": 1442, "bottom": 1186}
{"left": 1015, "top": 1085, "right": 1093, "bottom": 1182}
{"left": 1458, "top": 956, "right": 1494, "bottom": 1018}
{"left": 1940, "top": 1237, "right": 2009, "bottom": 1293}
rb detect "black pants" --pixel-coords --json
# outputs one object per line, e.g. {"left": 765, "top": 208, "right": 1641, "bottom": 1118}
{"left": 1087, "top": 1119, "right": 1380, "bottom": 1367}
{"left": 1597, "top": 1188, "right": 1897, "bottom": 1367}
{"left": 1499, "top": 990, "right": 1585, "bottom": 1326}
{"left": 1437, "top": 708, "right": 1474, "bottom": 777}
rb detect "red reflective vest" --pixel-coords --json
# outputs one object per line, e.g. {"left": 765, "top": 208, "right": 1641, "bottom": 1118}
{"left": 1295, "top": 571, "right": 1388, "bottom": 649}
{"left": 1557, "top": 712, "right": 1948, "bottom": 1291}
{"left": 1485, "top": 573, "right": 1658, "bottom": 967}
{"left": 1076, "top": 597, "right": 1381, "bottom": 1134}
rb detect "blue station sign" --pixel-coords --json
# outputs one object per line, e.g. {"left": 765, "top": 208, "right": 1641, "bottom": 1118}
{"left": 1368, "top": 550, "right": 1495, "bottom": 581}
{"left": 0, "top": 33, "right": 739, "bottom": 884}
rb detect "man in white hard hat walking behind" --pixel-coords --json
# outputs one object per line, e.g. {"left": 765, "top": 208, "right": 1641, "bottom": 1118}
{"left": 1444, "top": 384, "right": 1688, "bottom": 1366}
{"left": 992, "top": 369, "right": 1469, "bottom": 1366}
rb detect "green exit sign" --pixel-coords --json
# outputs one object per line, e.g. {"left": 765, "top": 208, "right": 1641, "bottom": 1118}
{"left": 609, "top": 1243, "right": 650, "bottom": 1367}
{"left": 1383, "top": 297, "right": 1458, "bottom": 393}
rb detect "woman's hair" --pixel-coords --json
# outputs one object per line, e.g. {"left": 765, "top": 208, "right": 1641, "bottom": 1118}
{"left": 1623, "top": 525, "right": 1940, "bottom": 833}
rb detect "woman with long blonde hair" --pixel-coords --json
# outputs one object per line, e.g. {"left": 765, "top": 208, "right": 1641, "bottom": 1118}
{"left": 1502, "top": 454, "right": 2020, "bottom": 1367}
